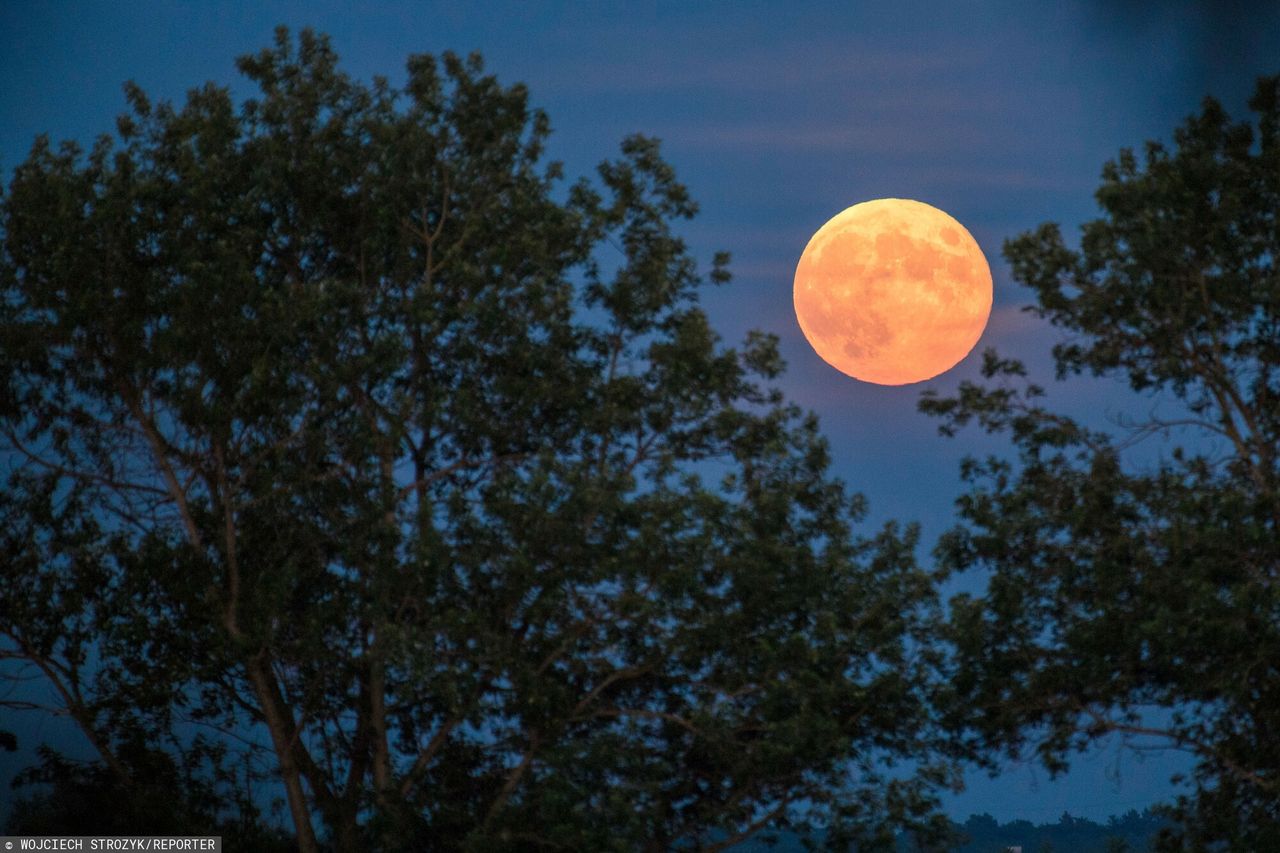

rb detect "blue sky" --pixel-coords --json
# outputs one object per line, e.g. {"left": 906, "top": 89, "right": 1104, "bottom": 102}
{"left": 2, "top": 0, "right": 1277, "bottom": 825}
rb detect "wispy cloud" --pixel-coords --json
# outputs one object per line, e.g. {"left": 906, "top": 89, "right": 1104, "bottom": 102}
{"left": 666, "top": 119, "right": 995, "bottom": 155}
{"left": 531, "top": 35, "right": 978, "bottom": 96}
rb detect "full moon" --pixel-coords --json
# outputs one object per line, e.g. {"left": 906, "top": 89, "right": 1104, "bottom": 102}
{"left": 793, "top": 198, "right": 992, "bottom": 385}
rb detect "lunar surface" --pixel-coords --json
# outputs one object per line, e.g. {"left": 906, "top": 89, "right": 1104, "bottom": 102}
{"left": 793, "top": 198, "right": 992, "bottom": 385}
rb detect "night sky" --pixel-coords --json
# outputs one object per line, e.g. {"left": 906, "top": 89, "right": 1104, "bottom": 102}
{"left": 3, "top": 0, "right": 1277, "bottom": 825}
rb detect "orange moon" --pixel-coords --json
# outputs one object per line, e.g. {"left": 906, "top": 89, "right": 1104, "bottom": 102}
{"left": 793, "top": 198, "right": 992, "bottom": 385}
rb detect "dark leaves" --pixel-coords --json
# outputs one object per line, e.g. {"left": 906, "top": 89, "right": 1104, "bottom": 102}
{"left": 924, "top": 76, "right": 1280, "bottom": 850}
{"left": 1, "top": 26, "right": 951, "bottom": 851}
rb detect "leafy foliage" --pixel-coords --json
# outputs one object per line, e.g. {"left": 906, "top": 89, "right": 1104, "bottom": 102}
{"left": 941, "top": 809, "right": 1170, "bottom": 853}
{"left": 921, "top": 77, "right": 1280, "bottom": 850}
{"left": 0, "top": 28, "right": 951, "bottom": 851}
{"left": 679, "top": 809, "right": 1171, "bottom": 852}
{"left": 5, "top": 744, "right": 294, "bottom": 850}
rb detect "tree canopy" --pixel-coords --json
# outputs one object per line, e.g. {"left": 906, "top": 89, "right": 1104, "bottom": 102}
{"left": 922, "top": 76, "right": 1280, "bottom": 850}
{"left": 0, "top": 28, "right": 951, "bottom": 851}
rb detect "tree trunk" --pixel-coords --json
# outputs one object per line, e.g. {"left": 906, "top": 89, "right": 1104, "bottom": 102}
{"left": 245, "top": 658, "right": 321, "bottom": 853}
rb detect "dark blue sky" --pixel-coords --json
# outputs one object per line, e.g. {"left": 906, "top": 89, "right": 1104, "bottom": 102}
{"left": 3, "top": 0, "right": 1277, "bottom": 824}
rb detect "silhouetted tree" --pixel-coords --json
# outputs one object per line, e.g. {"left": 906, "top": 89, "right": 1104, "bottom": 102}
{"left": 5, "top": 744, "right": 294, "bottom": 850}
{"left": 923, "top": 76, "right": 1280, "bottom": 850}
{"left": 0, "top": 27, "right": 952, "bottom": 851}
{"left": 1104, "top": 837, "right": 1130, "bottom": 853}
